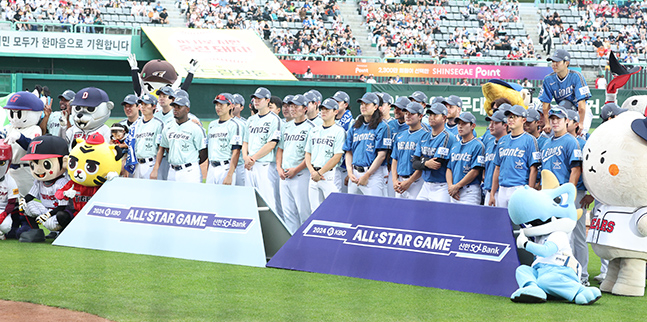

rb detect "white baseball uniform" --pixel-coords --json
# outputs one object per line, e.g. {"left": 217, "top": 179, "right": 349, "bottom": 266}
{"left": 0, "top": 175, "right": 19, "bottom": 234}
{"left": 160, "top": 119, "right": 206, "bottom": 183}
{"left": 206, "top": 118, "right": 243, "bottom": 185}
{"left": 306, "top": 123, "right": 346, "bottom": 212}
{"left": 7, "top": 124, "right": 42, "bottom": 196}
{"left": 131, "top": 117, "right": 164, "bottom": 179}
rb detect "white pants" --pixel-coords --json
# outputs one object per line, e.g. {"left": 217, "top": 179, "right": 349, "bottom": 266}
{"left": 235, "top": 164, "right": 246, "bottom": 186}
{"left": 246, "top": 162, "right": 280, "bottom": 217}
{"left": 167, "top": 163, "right": 201, "bottom": 183}
{"left": 280, "top": 168, "right": 311, "bottom": 234}
{"left": 570, "top": 189, "right": 589, "bottom": 281}
{"left": 484, "top": 190, "right": 499, "bottom": 207}
{"left": 133, "top": 158, "right": 156, "bottom": 179}
{"left": 206, "top": 162, "right": 236, "bottom": 185}
{"left": 497, "top": 185, "right": 524, "bottom": 208}
{"left": 334, "top": 167, "right": 348, "bottom": 193}
{"left": 450, "top": 184, "right": 482, "bottom": 205}
{"left": 0, "top": 215, "right": 12, "bottom": 234}
{"left": 269, "top": 162, "right": 283, "bottom": 219}
{"left": 384, "top": 169, "right": 395, "bottom": 197}
{"left": 158, "top": 155, "right": 170, "bottom": 180}
{"left": 309, "top": 170, "right": 338, "bottom": 213}
{"left": 395, "top": 176, "right": 423, "bottom": 199}
{"left": 417, "top": 182, "right": 451, "bottom": 202}
{"left": 348, "top": 166, "right": 387, "bottom": 197}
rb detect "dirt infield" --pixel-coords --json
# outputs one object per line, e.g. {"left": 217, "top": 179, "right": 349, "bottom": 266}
{"left": 0, "top": 300, "right": 112, "bottom": 322}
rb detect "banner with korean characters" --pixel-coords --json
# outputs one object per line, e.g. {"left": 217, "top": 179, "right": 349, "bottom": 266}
{"left": 54, "top": 178, "right": 291, "bottom": 267}
{"left": 267, "top": 193, "right": 520, "bottom": 297}
{"left": 0, "top": 31, "right": 131, "bottom": 58}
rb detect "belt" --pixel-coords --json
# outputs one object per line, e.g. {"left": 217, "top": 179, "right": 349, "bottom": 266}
{"left": 399, "top": 174, "right": 411, "bottom": 179}
{"left": 313, "top": 167, "right": 322, "bottom": 171}
{"left": 211, "top": 160, "right": 230, "bottom": 167}
{"left": 137, "top": 157, "right": 154, "bottom": 164}
{"left": 353, "top": 165, "right": 367, "bottom": 173}
{"left": 10, "top": 163, "right": 29, "bottom": 170}
{"left": 170, "top": 163, "right": 193, "bottom": 171}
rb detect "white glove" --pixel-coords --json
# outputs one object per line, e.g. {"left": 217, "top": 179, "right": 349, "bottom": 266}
{"left": 187, "top": 59, "right": 200, "bottom": 74}
{"left": 106, "top": 172, "right": 119, "bottom": 181}
{"left": 4, "top": 131, "right": 21, "bottom": 145}
{"left": 19, "top": 198, "right": 30, "bottom": 216}
{"left": 0, "top": 128, "right": 6, "bottom": 140}
{"left": 127, "top": 53, "right": 138, "bottom": 70}
{"left": 605, "top": 92, "right": 616, "bottom": 104}
{"left": 36, "top": 212, "right": 52, "bottom": 225}
{"left": 64, "top": 188, "right": 77, "bottom": 199}
{"left": 517, "top": 229, "right": 529, "bottom": 249}
{"left": 25, "top": 200, "right": 49, "bottom": 217}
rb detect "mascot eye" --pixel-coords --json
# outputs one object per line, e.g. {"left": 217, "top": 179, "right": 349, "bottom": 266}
{"left": 0, "top": 160, "right": 6, "bottom": 166}
{"left": 553, "top": 196, "right": 562, "bottom": 204}
{"left": 85, "top": 160, "right": 100, "bottom": 174}
{"left": 87, "top": 106, "right": 96, "bottom": 113}
{"left": 553, "top": 193, "right": 569, "bottom": 208}
{"left": 16, "top": 111, "right": 22, "bottom": 119}
{"left": 43, "top": 160, "right": 51, "bottom": 170}
{"left": 74, "top": 106, "right": 82, "bottom": 112}
{"left": 29, "top": 162, "right": 35, "bottom": 170}
{"left": 68, "top": 156, "right": 78, "bottom": 170}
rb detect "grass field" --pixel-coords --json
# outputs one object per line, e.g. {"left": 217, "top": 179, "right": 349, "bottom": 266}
{"left": 1, "top": 237, "right": 646, "bottom": 321}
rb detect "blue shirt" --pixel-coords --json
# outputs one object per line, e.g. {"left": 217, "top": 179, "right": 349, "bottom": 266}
{"left": 540, "top": 133, "right": 582, "bottom": 185}
{"left": 448, "top": 138, "right": 485, "bottom": 186}
{"left": 391, "top": 127, "right": 428, "bottom": 176}
{"left": 538, "top": 70, "right": 591, "bottom": 106}
{"left": 335, "top": 109, "right": 353, "bottom": 131}
{"left": 343, "top": 121, "right": 390, "bottom": 168}
{"left": 446, "top": 122, "right": 477, "bottom": 141}
{"left": 482, "top": 137, "right": 499, "bottom": 191}
{"left": 494, "top": 132, "right": 541, "bottom": 187}
{"left": 575, "top": 136, "right": 587, "bottom": 191}
{"left": 414, "top": 129, "right": 455, "bottom": 183}
{"left": 387, "top": 118, "right": 408, "bottom": 138}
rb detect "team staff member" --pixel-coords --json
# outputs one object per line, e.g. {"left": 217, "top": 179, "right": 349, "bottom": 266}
{"left": 391, "top": 102, "right": 427, "bottom": 199}
{"left": 151, "top": 96, "right": 206, "bottom": 183}
{"left": 206, "top": 93, "right": 243, "bottom": 185}
{"left": 276, "top": 95, "right": 314, "bottom": 233}
{"left": 413, "top": 103, "right": 455, "bottom": 202}
{"left": 242, "top": 87, "right": 283, "bottom": 215}
{"left": 482, "top": 110, "right": 507, "bottom": 206}
{"left": 540, "top": 106, "right": 582, "bottom": 186}
{"left": 331, "top": 91, "right": 352, "bottom": 194}
{"left": 446, "top": 112, "right": 485, "bottom": 205}
{"left": 306, "top": 98, "right": 346, "bottom": 212}
{"left": 304, "top": 92, "right": 323, "bottom": 126}
{"left": 489, "top": 105, "right": 541, "bottom": 207}
{"left": 131, "top": 94, "right": 164, "bottom": 179}
{"left": 344, "top": 93, "right": 390, "bottom": 196}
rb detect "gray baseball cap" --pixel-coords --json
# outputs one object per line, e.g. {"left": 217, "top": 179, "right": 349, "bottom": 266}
{"left": 138, "top": 93, "right": 158, "bottom": 106}
{"left": 213, "top": 93, "right": 235, "bottom": 105}
{"left": 547, "top": 49, "right": 571, "bottom": 62}
{"left": 548, "top": 106, "right": 568, "bottom": 119}
{"left": 121, "top": 94, "right": 139, "bottom": 106}
{"left": 426, "top": 102, "right": 447, "bottom": 116}
{"left": 403, "top": 102, "right": 424, "bottom": 114}
{"left": 378, "top": 92, "right": 394, "bottom": 105}
{"left": 232, "top": 93, "right": 245, "bottom": 106}
{"left": 443, "top": 95, "right": 463, "bottom": 108}
{"left": 319, "top": 98, "right": 339, "bottom": 110}
{"left": 283, "top": 95, "right": 294, "bottom": 105}
{"left": 431, "top": 96, "right": 445, "bottom": 105}
{"left": 290, "top": 94, "right": 307, "bottom": 107}
{"left": 156, "top": 86, "right": 174, "bottom": 96}
{"left": 170, "top": 89, "right": 188, "bottom": 100}
{"left": 600, "top": 103, "right": 627, "bottom": 121}
{"left": 526, "top": 109, "right": 541, "bottom": 122}
{"left": 58, "top": 89, "right": 76, "bottom": 101}
{"left": 566, "top": 109, "right": 579, "bottom": 122}
{"left": 309, "top": 89, "right": 322, "bottom": 102}
{"left": 455, "top": 112, "right": 477, "bottom": 124}
{"left": 409, "top": 91, "right": 428, "bottom": 104}
{"left": 496, "top": 103, "right": 513, "bottom": 113}
{"left": 332, "top": 91, "right": 350, "bottom": 103}
{"left": 557, "top": 99, "right": 576, "bottom": 111}
{"left": 304, "top": 91, "right": 318, "bottom": 103}
{"left": 486, "top": 110, "right": 507, "bottom": 122}
{"left": 170, "top": 96, "right": 190, "bottom": 108}
{"left": 391, "top": 96, "right": 411, "bottom": 110}
{"left": 357, "top": 92, "right": 380, "bottom": 105}
{"left": 251, "top": 87, "right": 271, "bottom": 99}
{"left": 505, "top": 105, "right": 528, "bottom": 118}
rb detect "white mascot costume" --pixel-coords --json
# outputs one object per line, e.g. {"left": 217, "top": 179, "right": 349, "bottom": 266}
{"left": 3, "top": 91, "right": 43, "bottom": 196}
{"left": 583, "top": 111, "right": 647, "bottom": 296}
{"left": 65, "top": 87, "right": 113, "bottom": 150}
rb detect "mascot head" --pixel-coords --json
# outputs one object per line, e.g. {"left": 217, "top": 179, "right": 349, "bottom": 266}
{"left": 0, "top": 142, "right": 12, "bottom": 176}
{"left": 583, "top": 111, "right": 647, "bottom": 207}
{"left": 3, "top": 91, "right": 44, "bottom": 129}
{"left": 482, "top": 79, "right": 527, "bottom": 116}
{"left": 68, "top": 133, "right": 123, "bottom": 187}
{"left": 141, "top": 59, "right": 180, "bottom": 98}
{"left": 70, "top": 87, "right": 114, "bottom": 132}
{"left": 21, "top": 135, "right": 69, "bottom": 182}
{"left": 508, "top": 170, "right": 581, "bottom": 237}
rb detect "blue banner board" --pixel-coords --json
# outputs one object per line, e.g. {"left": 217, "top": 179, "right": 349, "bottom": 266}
{"left": 267, "top": 193, "right": 521, "bottom": 297}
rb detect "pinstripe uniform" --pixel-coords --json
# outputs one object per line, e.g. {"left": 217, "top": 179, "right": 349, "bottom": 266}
{"left": 131, "top": 117, "right": 164, "bottom": 179}
{"left": 206, "top": 118, "right": 243, "bottom": 185}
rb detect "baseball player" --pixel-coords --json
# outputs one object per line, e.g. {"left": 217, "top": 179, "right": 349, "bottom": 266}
{"left": 269, "top": 96, "right": 284, "bottom": 120}
{"left": 119, "top": 94, "right": 141, "bottom": 128}
{"left": 524, "top": 108, "right": 548, "bottom": 149}
{"left": 446, "top": 112, "right": 485, "bottom": 205}
{"left": 231, "top": 93, "right": 247, "bottom": 186}
{"left": 42, "top": 89, "right": 75, "bottom": 137}
{"left": 151, "top": 96, "right": 206, "bottom": 183}
{"left": 390, "top": 102, "right": 427, "bottom": 199}
{"left": 242, "top": 87, "right": 283, "bottom": 216}
{"left": 540, "top": 106, "right": 582, "bottom": 186}
{"left": 482, "top": 110, "right": 508, "bottom": 206}
{"left": 378, "top": 92, "right": 398, "bottom": 198}
{"left": 304, "top": 91, "right": 323, "bottom": 126}
{"left": 206, "top": 93, "right": 243, "bottom": 185}
{"left": 0, "top": 143, "right": 19, "bottom": 240}
{"left": 539, "top": 49, "right": 592, "bottom": 134}
{"left": 413, "top": 103, "right": 455, "bottom": 202}
{"left": 489, "top": 105, "right": 541, "bottom": 207}
{"left": 479, "top": 98, "right": 511, "bottom": 145}
{"left": 282, "top": 95, "right": 294, "bottom": 122}
{"left": 331, "top": 91, "right": 352, "bottom": 194}
{"left": 387, "top": 96, "right": 412, "bottom": 136}
{"left": 276, "top": 94, "right": 315, "bottom": 233}
{"left": 154, "top": 86, "right": 176, "bottom": 125}
{"left": 130, "top": 94, "right": 164, "bottom": 179}
{"left": 600, "top": 102, "right": 627, "bottom": 123}
{"left": 306, "top": 98, "right": 346, "bottom": 212}
{"left": 343, "top": 92, "right": 390, "bottom": 196}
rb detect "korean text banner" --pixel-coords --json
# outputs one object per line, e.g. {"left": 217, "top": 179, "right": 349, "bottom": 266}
{"left": 0, "top": 31, "right": 131, "bottom": 58}
{"left": 142, "top": 27, "right": 297, "bottom": 81}
{"left": 280, "top": 60, "right": 554, "bottom": 80}
{"left": 268, "top": 193, "right": 521, "bottom": 297}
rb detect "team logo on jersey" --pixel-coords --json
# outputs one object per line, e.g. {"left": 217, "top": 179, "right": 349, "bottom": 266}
{"left": 552, "top": 160, "right": 562, "bottom": 170}
{"left": 514, "top": 159, "right": 525, "bottom": 170}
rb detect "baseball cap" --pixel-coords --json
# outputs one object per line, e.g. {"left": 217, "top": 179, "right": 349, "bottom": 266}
{"left": 357, "top": 92, "right": 380, "bottom": 105}
{"left": 548, "top": 107, "right": 568, "bottom": 119}
{"left": 496, "top": 103, "right": 513, "bottom": 113}
{"left": 121, "top": 94, "right": 139, "bottom": 106}
{"left": 391, "top": 96, "right": 411, "bottom": 110}
{"left": 455, "top": 112, "right": 477, "bottom": 124}
{"left": 600, "top": 103, "right": 627, "bottom": 121}
{"left": 565, "top": 109, "right": 579, "bottom": 122}
{"left": 526, "top": 109, "right": 541, "bottom": 122}
{"left": 58, "top": 89, "right": 76, "bottom": 101}
{"left": 156, "top": 86, "right": 174, "bottom": 96}
{"left": 486, "top": 110, "right": 507, "bottom": 122}
{"left": 547, "top": 49, "right": 571, "bottom": 62}
{"left": 170, "top": 89, "right": 188, "bottom": 100}
{"left": 309, "top": 89, "right": 322, "bottom": 102}
{"left": 431, "top": 96, "right": 445, "bottom": 105}
{"left": 403, "top": 102, "right": 424, "bottom": 114}
{"left": 71, "top": 87, "right": 109, "bottom": 108}
{"left": 110, "top": 123, "right": 129, "bottom": 133}
{"left": 290, "top": 94, "right": 307, "bottom": 107}
{"left": 332, "top": 91, "right": 350, "bottom": 103}
{"left": 557, "top": 99, "right": 576, "bottom": 111}
{"left": 138, "top": 94, "right": 158, "bottom": 106}
{"left": 379, "top": 92, "right": 394, "bottom": 105}
{"left": 170, "top": 96, "right": 190, "bottom": 108}
{"left": 319, "top": 98, "right": 339, "bottom": 110}
{"left": 251, "top": 87, "right": 271, "bottom": 99}
{"left": 4, "top": 91, "right": 44, "bottom": 111}
{"left": 426, "top": 102, "right": 447, "bottom": 116}
{"left": 443, "top": 95, "right": 463, "bottom": 108}
{"left": 213, "top": 93, "right": 235, "bottom": 105}
{"left": 304, "top": 91, "right": 318, "bottom": 103}
{"left": 408, "top": 91, "right": 428, "bottom": 104}
{"left": 631, "top": 117, "right": 647, "bottom": 141}
{"left": 232, "top": 93, "right": 245, "bottom": 106}
{"left": 20, "top": 135, "right": 69, "bottom": 161}
{"left": 505, "top": 105, "right": 528, "bottom": 118}
{"left": 283, "top": 95, "right": 294, "bottom": 105}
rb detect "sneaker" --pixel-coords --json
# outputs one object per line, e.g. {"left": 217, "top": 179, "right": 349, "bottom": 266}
{"left": 0, "top": 232, "right": 5, "bottom": 240}
{"left": 45, "top": 231, "right": 59, "bottom": 239}
{"left": 581, "top": 279, "right": 590, "bottom": 287}
{"left": 593, "top": 274, "right": 606, "bottom": 283}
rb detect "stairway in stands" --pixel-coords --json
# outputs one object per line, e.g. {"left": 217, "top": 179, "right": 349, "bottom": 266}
{"left": 518, "top": 2, "right": 545, "bottom": 59}
{"left": 159, "top": 0, "right": 186, "bottom": 28}
{"left": 338, "top": 1, "right": 382, "bottom": 59}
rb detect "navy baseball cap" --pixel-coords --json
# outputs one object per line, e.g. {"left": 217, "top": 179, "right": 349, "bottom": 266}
{"left": 379, "top": 92, "right": 394, "bottom": 105}
{"left": 71, "top": 87, "right": 109, "bottom": 108}
{"left": 319, "top": 98, "right": 339, "bottom": 110}
{"left": 426, "top": 102, "right": 447, "bottom": 116}
{"left": 290, "top": 94, "right": 307, "bottom": 107}
{"left": 557, "top": 99, "right": 576, "bottom": 111}
{"left": 403, "top": 102, "right": 424, "bottom": 114}
{"left": 251, "top": 87, "right": 271, "bottom": 99}
{"left": 526, "top": 109, "right": 541, "bottom": 122}
{"left": 20, "top": 135, "right": 68, "bottom": 161}
{"left": 58, "top": 89, "right": 76, "bottom": 101}
{"left": 4, "top": 91, "right": 44, "bottom": 111}
{"left": 309, "top": 89, "right": 322, "bottom": 102}
{"left": 122, "top": 94, "right": 139, "bottom": 106}
{"left": 631, "top": 117, "right": 647, "bottom": 141}
{"left": 332, "top": 91, "right": 350, "bottom": 103}
{"left": 600, "top": 103, "right": 627, "bottom": 121}
{"left": 138, "top": 94, "right": 158, "bottom": 106}
{"left": 443, "top": 95, "right": 463, "bottom": 108}
{"left": 391, "top": 96, "right": 411, "bottom": 110}
{"left": 170, "top": 89, "right": 188, "bottom": 100}
{"left": 156, "top": 86, "right": 174, "bottom": 96}
{"left": 548, "top": 107, "right": 568, "bottom": 119}
{"left": 505, "top": 105, "right": 528, "bottom": 118}
{"left": 566, "top": 109, "right": 580, "bottom": 122}
{"left": 304, "top": 91, "right": 318, "bottom": 103}
{"left": 486, "top": 110, "right": 507, "bottom": 122}
{"left": 171, "top": 96, "right": 190, "bottom": 108}
{"left": 408, "top": 91, "right": 428, "bottom": 104}
{"left": 357, "top": 92, "right": 380, "bottom": 105}
{"left": 232, "top": 93, "right": 245, "bottom": 106}
{"left": 213, "top": 93, "right": 235, "bottom": 105}
{"left": 455, "top": 112, "right": 477, "bottom": 124}
{"left": 283, "top": 95, "right": 294, "bottom": 105}
{"left": 547, "top": 49, "right": 571, "bottom": 62}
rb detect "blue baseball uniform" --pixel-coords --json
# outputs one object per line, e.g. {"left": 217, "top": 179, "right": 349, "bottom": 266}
{"left": 335, "top": 110, "right": 353, "bottom": 131}
{"left": 540, "top": 133, "right": 582, "bottom": 185}
{"left": 446, "top": 123, "right": 477, "bottom": 141}
{"left": 448, "top": 138, "right": 485, "bottom": 187}
{"left": 494, "top": 132, "right": 541, "bottom": 187}
{"left": 391, "top": 128, "right": 427, "bottom": 176}
{"left": 343, "top": 121, "right": 390, "bottom": 196}
{"left": 414, "top": 129, "right": 455, "bottom": 202}
{"left": 538, "top": 70, "right": 591, "bottom": 106}
{"left": 482, "top": 136, "right": 499, "bottom": 192}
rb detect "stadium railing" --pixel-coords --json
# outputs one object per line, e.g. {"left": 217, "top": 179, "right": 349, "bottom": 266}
{"left": 7, "top": 21, "right": 140, "bottom": 36}
{"left": 324, "top": 55, "right": 383, "bottom": 62}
